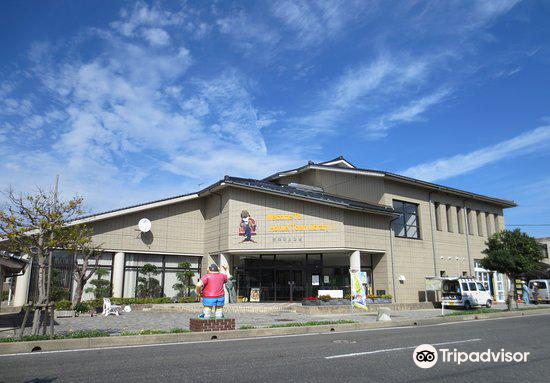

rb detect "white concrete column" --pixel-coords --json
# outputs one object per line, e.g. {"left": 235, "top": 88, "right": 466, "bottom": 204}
{"left": 349, "top": 250, "right": 361, "bottom": 273}
{"left": 13, "top": 256, "right": 32, "bottom": 307}
{"left": 218, "top": 253, "right": 231, "bottom": 302}
{"left": 112, "top": 252, "right": 125, "bottom": 298}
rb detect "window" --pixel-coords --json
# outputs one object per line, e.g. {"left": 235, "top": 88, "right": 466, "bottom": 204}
{"left": 476, "top": 210, "right": 484, "bottom": 236}
{"left": 457, "top": 207, "right": 465, "bottom": 234}
{"left": 461, "top": 282, "right": 469, "bottom": 291}
{"left": 468, "top": 282, "right": 477, "bottom": 291}
{"left": 477, "top": 282, "right": 486, "bottom": 291}
{"left": 392, "top": 200, "right": 420, "bottom": 239}
{"left": 434, "top": 202, "right": 442, "bottom": 231}
{"left": 446, "top": 205, "right": 454, "bottom": 232}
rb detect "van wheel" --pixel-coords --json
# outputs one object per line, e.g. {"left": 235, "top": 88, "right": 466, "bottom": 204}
{"left": 464, "top": 300, "right": 472, "bottom": 310}
{"left": 485, "top": 300, "right": 492, "bottom": 308}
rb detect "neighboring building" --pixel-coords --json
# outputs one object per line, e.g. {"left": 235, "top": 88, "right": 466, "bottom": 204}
{"left": 536, "top": 237, "right": 550, "bottom": 266}
{"left": 12, "top": 157, "right": 516, "bottom": 305}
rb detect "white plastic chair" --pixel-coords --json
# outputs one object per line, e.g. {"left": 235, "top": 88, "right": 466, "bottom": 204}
{"left": 102, "top": 298, "right": 120, "bottom": 316}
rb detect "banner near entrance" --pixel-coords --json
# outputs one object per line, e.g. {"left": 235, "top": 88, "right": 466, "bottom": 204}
{"left": 350, "top": 271, "right": 369, "bottom": 311}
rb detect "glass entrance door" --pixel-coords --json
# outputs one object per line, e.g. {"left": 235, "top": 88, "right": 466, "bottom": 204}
{"left": 275, "top": 269, "right": 304, "bottom": 301}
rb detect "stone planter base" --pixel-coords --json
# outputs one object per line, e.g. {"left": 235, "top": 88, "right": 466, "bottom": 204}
{"left": 190, "top": 318, "right": 235, "bottom": 332}
{"left": 55, "top": 310, "right": 75, "bottom": 318}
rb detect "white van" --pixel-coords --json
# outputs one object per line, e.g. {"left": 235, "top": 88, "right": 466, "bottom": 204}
{"left": 528, "top": 280, "right": 550, "bottom": 303}
{"left": 442, "top": 277, "right": 493, "bottom": 310}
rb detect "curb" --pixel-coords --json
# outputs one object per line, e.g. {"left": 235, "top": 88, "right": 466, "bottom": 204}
{"left": 1, "top": 308, "right": 549, "bottom": 356}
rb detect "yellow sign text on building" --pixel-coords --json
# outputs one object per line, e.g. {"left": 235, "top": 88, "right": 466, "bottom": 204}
{"left": 266, "top": 213, "right": 303, "bottom": 221}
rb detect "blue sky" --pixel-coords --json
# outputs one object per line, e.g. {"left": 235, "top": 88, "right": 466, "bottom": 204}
{"left": 1, "top": 1, "right": 549, "bottom": 237}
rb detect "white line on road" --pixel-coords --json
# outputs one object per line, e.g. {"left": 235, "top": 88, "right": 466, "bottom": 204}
{"left": 325, "top": 338, "right": 481, "bottom": 359}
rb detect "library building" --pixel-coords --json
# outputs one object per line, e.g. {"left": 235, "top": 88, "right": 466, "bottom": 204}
{"left": 9, "top": 157, "right": 516, "bottom": 306}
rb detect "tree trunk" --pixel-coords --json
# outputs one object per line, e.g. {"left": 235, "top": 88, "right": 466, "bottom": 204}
{"left": 31, "top": 253, "right": 48, "bottom": 335}
{"left": 71, "top": 281, "right": 84, "bottom": 309}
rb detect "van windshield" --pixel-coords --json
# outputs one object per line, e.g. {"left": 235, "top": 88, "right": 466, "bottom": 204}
{"left": 530, "top": 281, "right": 547, "bottom": 290}
{"left": 442, "top": 280, "right": 460, "bottom": 293}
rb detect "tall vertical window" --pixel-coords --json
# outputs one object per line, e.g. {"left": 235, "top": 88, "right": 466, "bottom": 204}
{"left": 392, "top": 200, "right": 420, "bottom": 239}
{"left": 446, "top": 205, "right": 454, "bottom": 232}
{"left": 434, "top": 202, "right": 442, "bottom": 231}
{"left": 457, "top": 206, "right": 465, "bottom": 234}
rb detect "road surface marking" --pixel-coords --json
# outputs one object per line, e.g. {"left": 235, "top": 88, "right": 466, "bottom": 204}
{"left": 2, "top": 312, "right": 547, "bottom": 358}
{"left": 0, "top": 332, "right": 322, "bottom": 358}
{"left": 319, "top": 311, "right": 550, "bottom": 335}
{"left": 325, "top": 338, "right": 481, "bottom": 359}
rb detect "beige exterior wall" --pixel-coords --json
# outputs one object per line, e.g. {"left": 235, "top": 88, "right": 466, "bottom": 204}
{"left": 89, "top": 198, "right": 205, "bottom": 255}
{"left": 277, "top": 169, "right": 385, "bottom": 205}
{"left": 227, "top": 187, "right": 346, "bottom": 251}
{"left": 382, "top": 180, "right": 506, "bottom": 303}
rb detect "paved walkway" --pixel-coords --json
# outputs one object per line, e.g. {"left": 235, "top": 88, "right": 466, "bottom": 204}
{"left": 0, "top": 302, "right": 499, "bottom": 337}
{"left": 2, "top": 302, "right": 544, "bottom": 338}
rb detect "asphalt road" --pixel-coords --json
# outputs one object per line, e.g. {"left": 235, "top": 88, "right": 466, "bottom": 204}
{"left": 1, "top": 314, "right": 550, "bottom": 383}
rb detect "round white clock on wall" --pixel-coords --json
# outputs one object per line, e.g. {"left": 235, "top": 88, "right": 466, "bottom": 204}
{"left": 138, "top": 218, "right": 151, "bottom": 233}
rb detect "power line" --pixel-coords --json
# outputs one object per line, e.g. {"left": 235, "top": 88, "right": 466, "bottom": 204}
{"left": 506, "top": 224, "right": 550, "bottom": 227}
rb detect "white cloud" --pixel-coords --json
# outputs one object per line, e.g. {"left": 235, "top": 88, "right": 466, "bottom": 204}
{"left": 364, "top": 88, "right": 451, "bottom": 138}
{"left": 0, "top": 6, "right": 308, "bottom": 212}
{"left": 143, "top": 28, "right": 170, "bottom": 46}
{"left": 293, "top": 55, "right": 430, "bottom": 131}
{"left": 271, "top": 0, "right": 371, "bottom": 48}
{"left": 401, "top": 126, "right": 550, "bottom": 182}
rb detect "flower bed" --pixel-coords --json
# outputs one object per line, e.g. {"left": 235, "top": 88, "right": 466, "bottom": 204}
{"left": 301, "top": 295, "right": 393, "bottom": 306}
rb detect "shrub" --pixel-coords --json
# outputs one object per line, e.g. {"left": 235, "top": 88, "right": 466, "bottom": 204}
{"left": 380, "top": 294, "right": 393, "bottom": 300}
{"left": 2, "top": 291, "right": 9, "bottom": 301}
{"left": 84, "top": 297, "right": 173, "bottom": 308}
{"left": 63, "top": 330, "right": 110, "bottom": 339}
{"left": 177, "top": 296, "right": 196, "bottom": 303}
{"left": 344, "top": 294, "right": 353, "bottom": 300}
{"left": 318, "top": 295, "right": 332, "bottom": 302}
{"left": 74, "top": 301, "right": 90, "bottom": 313}
{"left": 55, "top": 300, "right": 72, "bottom": 310}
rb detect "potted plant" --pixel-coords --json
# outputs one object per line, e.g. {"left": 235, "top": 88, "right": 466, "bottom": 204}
{"left": 54, "top": 299, "right": 75, "bottom": 318}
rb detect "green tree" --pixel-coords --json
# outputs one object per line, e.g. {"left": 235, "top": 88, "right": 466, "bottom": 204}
{"left": 136, "top": 263, "right": 162, "bottom": 298}
{"left": 66, "top": 225, "right": 103, "bottom": 309}
{"left": 480, "top": 229, "right": 544, "bottom": 310}
{"left": 0, "top": 187, "right": 86, "bottom": 335}
{"left": 85, "top": 268, "right": 111, "bottom": 299}
{"left": 172, "top": 261, "right": 195, "bottom": 301}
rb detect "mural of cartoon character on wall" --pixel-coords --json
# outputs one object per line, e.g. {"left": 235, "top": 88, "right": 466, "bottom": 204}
{"left": 239, "top": 210, "right": 257, "bottom": 243}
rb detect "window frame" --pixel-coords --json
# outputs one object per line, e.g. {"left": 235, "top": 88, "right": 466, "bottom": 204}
{"left": 392, "top": 199, "right": 421, "bottom": 240}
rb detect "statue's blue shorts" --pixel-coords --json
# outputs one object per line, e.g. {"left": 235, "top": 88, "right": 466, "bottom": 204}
{"left": 202, "top": 297, "right": 225, "bottom": 307}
